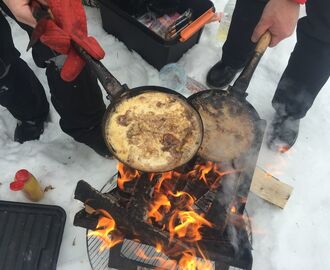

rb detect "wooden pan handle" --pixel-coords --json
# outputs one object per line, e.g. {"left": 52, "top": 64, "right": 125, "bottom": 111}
{"left": 231, "top": 31, "right": 272, "bottom": 94}
{"left": 180, "top": 8, "right": 215, "bottom": 42}
{"left": 255, "top": 31, "right": 272, "bottom": 54}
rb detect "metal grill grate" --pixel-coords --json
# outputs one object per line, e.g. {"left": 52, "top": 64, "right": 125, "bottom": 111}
{"left": 120, "top": 240, "right": 175, "bottom": 269}
{"left": 86, "top": 174, "right": 252, "bottom": 270}
{"left": 86, "top": 174, "right": 117, "bottom": 270}
{"left": 87, "top": 237, "right": 111, "bottom": 270}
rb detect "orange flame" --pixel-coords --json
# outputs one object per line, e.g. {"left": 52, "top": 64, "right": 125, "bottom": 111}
{"left": 199, "top": 162, "right": 214, "bottom": 185}
{"left": 168, "top": 191, "right": 195, "bottom": 211}
{"left": 155, "top": 242, "right": 162, "bottom": 253}
{"left": 96, "top": 162, "right": 240, "bottom": 269}
{"left": 148, "top": 193, "right": 171, "bottom": 222}
{"left": 278, "top": 145, "right": 290, "bottom": 153}
{"left": 192, "top": 161, "right": 239, "bottom": 189}
{"left": 178, "top": 249, "right": 213, "bottom": 270}
{"left": 133, "top": 246, "right": 176, "bottom": 270}
{"left": 88, "top": 210, "right": 123, "bottom": 251}
{"left": 132, "top": 245, "right": 212, "bottom": 270}
{"left": 168, "top": 210, "right": 213, "bottom": 242}
{"left": 117, "top": 163, "right": 141, "bottom": 190}
{"left": 154, "top": 171, "right": 175, "bottom": 192}
{"left": 179, "top": 251, "right": 197, "bottom": 270}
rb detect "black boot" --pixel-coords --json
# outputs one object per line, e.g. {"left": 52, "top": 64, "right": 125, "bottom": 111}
{"left": 14, "top": 120, "right": 45, "bottom": 143}
{"left": 267, "top": 114, "right": 300, "bottom": 153}
{"left": 206, "top": 61, "right": 241, "bottom": 89}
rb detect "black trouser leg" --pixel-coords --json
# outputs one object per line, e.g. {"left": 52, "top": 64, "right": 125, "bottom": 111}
{"left": 0, "top": 12, "right": 49, "bottom": 122}
{"left": 46, "top": 63, "right": 109, "bottom": 156}
{"left": 1, "top": 3, "right": 109, "bottom": 155}
{"left": 0, "top": 58, "right": 50, "bottom": 122}
{"left": 38, "top": 50, "right": 109, "bottom": 156}
{"left": 222, "top": 0, "right": 267, "bottom": 68}
{"left": 272, "top": 0, "right": 330, "bottom": 119}
{"left": 0, "top": 8, "right": 20, "bottom": 73}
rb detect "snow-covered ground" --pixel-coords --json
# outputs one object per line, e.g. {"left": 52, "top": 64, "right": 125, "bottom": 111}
{"left": 1, "top": 2, "right": 330, "bottom": 270}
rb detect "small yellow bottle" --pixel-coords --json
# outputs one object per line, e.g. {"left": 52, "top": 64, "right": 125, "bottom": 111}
{"left": 10, "top": 169, "right": 44, "bottom": 202}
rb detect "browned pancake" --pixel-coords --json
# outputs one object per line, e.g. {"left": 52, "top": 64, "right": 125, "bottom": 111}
{"left": 104, "top": 91, "right": 202, "bottom": 172}
{"left": 192, "top": 94, "right": 255, "bottom": 161}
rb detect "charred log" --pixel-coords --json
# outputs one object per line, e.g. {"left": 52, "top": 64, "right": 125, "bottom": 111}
{"left": 74, "top": 209, "right": 99, "bottom": 230}
{"left": 74, "top": 180, "right": 192, "bottom": 259}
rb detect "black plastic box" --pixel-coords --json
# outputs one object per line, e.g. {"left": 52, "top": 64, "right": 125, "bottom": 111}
{"left": 0, "top": 201, "right": 66, "bottom": 270}
{"left": 98, "top": 0, "right": 215, "bottom": 69}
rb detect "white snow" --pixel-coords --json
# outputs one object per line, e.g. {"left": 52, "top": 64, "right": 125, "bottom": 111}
{"left": 1, "top": 2, "right": 330, "bottom": 270}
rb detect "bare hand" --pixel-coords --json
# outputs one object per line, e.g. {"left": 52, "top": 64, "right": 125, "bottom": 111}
{"left": 251, "top": 0, "right": 300, "bottom": 47}
{"left": 3, "top": 0, "right": 48, "bottom": 28}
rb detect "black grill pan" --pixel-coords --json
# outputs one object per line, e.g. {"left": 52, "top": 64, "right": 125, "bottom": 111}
{"left": 0, "top": 200, "right": 66, "bottom": 270}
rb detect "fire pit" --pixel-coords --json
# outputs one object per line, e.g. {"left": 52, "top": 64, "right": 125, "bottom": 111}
{"left": 73, "top": 120, "right": 266, "bottom": 270}
{"left": 85, "top": 174, "right": 253, "bottom": 270}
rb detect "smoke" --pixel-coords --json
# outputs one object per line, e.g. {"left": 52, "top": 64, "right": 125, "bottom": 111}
{"left": 207, "top": 114, "right": 267, "bottom": 268}
{"left": 246, "top": 193, "right": 277, "bottom": 270}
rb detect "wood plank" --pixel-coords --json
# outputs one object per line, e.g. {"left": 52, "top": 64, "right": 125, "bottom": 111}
{"left": 251, "top": 167, "right": 293, "bottom": 209}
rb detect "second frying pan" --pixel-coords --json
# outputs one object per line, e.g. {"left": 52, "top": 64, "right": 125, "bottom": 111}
{"left": 188, "top": 32, "right": 272, "bottom": 162}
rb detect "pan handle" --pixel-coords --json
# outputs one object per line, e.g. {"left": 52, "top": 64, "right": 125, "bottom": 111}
{"left": 73, "top": 44, "right": 127, "bottom": 99}
{"left": 231, "top": 31, "right": 272, "bottom": 95}
{"left": 30, "top": 1, "right": 126, "bottom": 99}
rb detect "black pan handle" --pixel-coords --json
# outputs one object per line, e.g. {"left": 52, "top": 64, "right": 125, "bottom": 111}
{"left": 231, "top": 31, "right": 272, "bottom": 95}
{"left": 30, "top": 1, "right": 126, "bottom": 99}
{"left": 73, "top": 43, "right": 127, "bottom": 99}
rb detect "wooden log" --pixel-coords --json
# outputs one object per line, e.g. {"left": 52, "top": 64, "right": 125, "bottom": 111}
{"left": 74, "top": 209, "right": 99, "bottom": 229}
{"left": 74, "top": 180, "right": 252, "bottom": 267}
{"left": 85, "top": 204, "right": 96, "bottom": 214}
{"left": 251, "top": 167, "right": 293, "bottom": 209}
{"left": 74, "top": 180, "right": 192, "bottom": 258}
{"left": 125, "top": 172, "right": 155, "bottom": 219}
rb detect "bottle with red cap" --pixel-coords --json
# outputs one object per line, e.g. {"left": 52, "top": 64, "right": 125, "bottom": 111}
{"left": 10, "top": 169, "right": 44, "bottom": 202}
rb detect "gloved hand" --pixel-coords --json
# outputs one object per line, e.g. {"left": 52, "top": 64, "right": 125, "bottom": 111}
{"left": 36, "top": 0, "right": 105, "bottom": 81}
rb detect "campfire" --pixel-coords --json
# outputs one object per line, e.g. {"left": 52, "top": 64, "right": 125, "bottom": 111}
{"left": 73, "top": 135, "right": 268, "bottom": 270}
{"left": 73, "top": 104, "right": 266, "bottom": 270}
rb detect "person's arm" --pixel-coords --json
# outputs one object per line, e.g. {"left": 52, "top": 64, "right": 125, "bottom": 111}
{"left": 3, "top": 0, "right": 48, "bottom": 27}
{"left": 251, "top": 0, "right": 301, "bottom": 47}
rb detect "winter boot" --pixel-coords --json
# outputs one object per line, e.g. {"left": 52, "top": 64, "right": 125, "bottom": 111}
{"left": 267, "top": 114, "right": 300, "bottom": 153}
{"left": 206, "top": 61, "right": 241, "bottom": 88}
{"left": 14, "top": 120, "right": 45, "bottom": 143}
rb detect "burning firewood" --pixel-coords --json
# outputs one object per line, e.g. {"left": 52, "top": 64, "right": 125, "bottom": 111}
{"left": 74, "top": 153, "right": 258, "bottom": 269}
{"left": 74, "top": 180, "right": 193, "bottom": 259}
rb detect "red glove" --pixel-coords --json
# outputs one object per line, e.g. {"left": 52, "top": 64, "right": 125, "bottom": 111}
{"left": 291, "top": 0, "right": 307, "bottom": 4}
{"left": 37, "top": 0, "right": 105, "bottom": 81}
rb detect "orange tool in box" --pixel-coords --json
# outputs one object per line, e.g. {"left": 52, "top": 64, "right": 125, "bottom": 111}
{"left": 180, "top": 8, "right": 216, "bottom": 42}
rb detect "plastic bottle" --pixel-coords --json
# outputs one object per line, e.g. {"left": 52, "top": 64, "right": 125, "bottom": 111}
{"left": 10, "top": 169, "right": 44, "bottom": 202}
{"left": 217, "top": 0, "right": 237, "bottom": 42}
{"left": 159, "top": 63, "right": 187, "bottom": 95}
